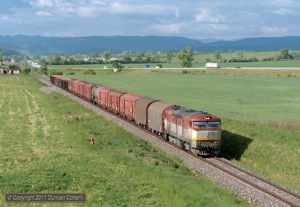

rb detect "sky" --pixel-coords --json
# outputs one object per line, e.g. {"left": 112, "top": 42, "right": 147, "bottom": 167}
{"left": 1, "top": 0, "right": 300, "bottom": 40}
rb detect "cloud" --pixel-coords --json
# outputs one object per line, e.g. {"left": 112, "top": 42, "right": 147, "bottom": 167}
{"left": 2, "top": 0, "right": 300, "bottom": 39}
{"left": 108, "top": 2, "right": 176, "bottom": 16}
{"left": 150, "top": 23, "right": 184, "bottom": 34}
{"left": 272, "top": 8, "right": 291, "bottom": 15}
{"left": 36, "top": 10, "right": 52, "bottom": 16}
{"left": 76, "top": 6, "right": 97, "bottom": 17}
{"left": 269, "top": 0, "right": 297, "bottom": 7}
{"left": 29, "top": 0, "right": 54, "bottom": 7}
{"left": 261, "top": 26, "right": 288, "bottom": 35}
{"left": 206, "top": 24, "right": 228, "bottom": 32}
{"left": 194, "top": 8, "right": 224, "bottom": 23}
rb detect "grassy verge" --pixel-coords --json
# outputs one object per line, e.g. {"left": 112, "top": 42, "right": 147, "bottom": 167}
{"left": 0, "top": 75, "right": 252, "bottom": 207}
{"left": 68, "top": 71, "right": 300, "bottom": 193}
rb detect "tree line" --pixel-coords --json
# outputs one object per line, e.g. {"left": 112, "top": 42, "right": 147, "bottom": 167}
{"left": 1, "top": 48, "right": 300, "bottom": 72}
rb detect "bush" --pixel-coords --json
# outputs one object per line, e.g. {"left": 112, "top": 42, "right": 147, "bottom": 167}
{"left": 51, "top": 71, "right": 63, "bottom": 75}
{"left": 22, "top": 68, "right": 31, "bottom": 74}
{"left": 83, "top": 69, "right": 96, "bottom": 75}
{"left": 156, "top": 64, "right": 163, "bottom": 68}
{"left": 182, "top": 70, "right": 190, "bottom": 74}
{"left": 66, "top": 72, "right": 75, "bottom": 75}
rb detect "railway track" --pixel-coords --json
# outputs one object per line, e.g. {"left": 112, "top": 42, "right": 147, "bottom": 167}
{"left": 33, "top": 73, "right": 300, "bottom": 207}
{"left": 201, "top": 157, "right": 300, "bottom": 206}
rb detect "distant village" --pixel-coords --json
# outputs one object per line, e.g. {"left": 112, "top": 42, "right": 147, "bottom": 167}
{"left": 0, "top": 58, "right": 22, "bottom": 74}
{"left": 0, "top": 58, "right": 41, "bottom": 75}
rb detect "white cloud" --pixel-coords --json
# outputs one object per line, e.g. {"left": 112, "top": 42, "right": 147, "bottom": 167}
{"left": 109, "top": 2, "right": 176, "bottom": 16}
{"left": 2, "top": 0, "right": 300, "bottom": 39}
{"left": 194, "top": 8, "right": 224, "bottom": 23}
{"left": 150, "top": 23, "right": 184, "bottom": 34}
{"left": 269, "top": 0, "right": 297, "bottom": 7}
{"left": 206, "top": 24, "right": 228, "bottom": 32}
{"left": 272, "top": 8, "right": 294, "bottom": 15}
{"left": 36, "top": 10, "right": 52, "bottom": 16}
{"left": 1, "top": 15, "right": 10, "bottom": 21}
{"left": 261, "top": 26, "right": 288, "bottom": 35}
{"left": 76, "top": 7, "right": 97, "bottom": 17}
{"left": 29, "top": 0, "right": 54, "bottom": 7}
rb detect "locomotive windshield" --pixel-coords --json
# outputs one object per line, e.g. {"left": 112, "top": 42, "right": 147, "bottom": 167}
{"left": 193, "top": 122, "right": 220, "bottom": 129}
{"left": 208, "top": 122, "right": 221, "bottom": 129}
{"left": 193, "top": 122, "right": 206, "bottom": 129}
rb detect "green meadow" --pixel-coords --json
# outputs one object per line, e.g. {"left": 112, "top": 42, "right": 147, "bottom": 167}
{"left": 0, "top": 75, "right": 252, "bottom": 207}
{"left": 67, "top": 69, "right": 300, "bottom": 193}
{"left": 48, "top": 50, "right": 300, "bottom": 69}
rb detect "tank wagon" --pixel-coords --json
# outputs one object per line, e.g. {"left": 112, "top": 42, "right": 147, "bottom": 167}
{"left": 50, "top": 75, "right": 222, "bottom": 155}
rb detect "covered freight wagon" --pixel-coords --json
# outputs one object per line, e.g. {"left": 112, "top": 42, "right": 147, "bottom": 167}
{"left": 72, "top": 80, "right": 84, "bottom": 95}
{"left": 107, "top": 90, "right": 126, "bottom": 114}
{"left": 120, "top": 94, "right": 142, "bottom": 121}
{"left": 97, "top": 87, "right": 112, "bottom": 109}
{"left": 83, "top": 83, "right": 96, "bottom": 101}
{"left": 147, "top": 101, "right": 175, "bottom": 134}
{"left": 78, "top": 81, "right": 87, "bottom": 97}
{"left": 135, "top": 97, "right": 158, "bottom": 127}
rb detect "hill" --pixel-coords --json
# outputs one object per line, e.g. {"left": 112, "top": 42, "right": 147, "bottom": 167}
{"left": 0, "top": 35, "right": 203, "bottom": 55}
{"left": 0, "top": 35, "right": 300, "bottom": 55}
{"left": 197, "top": 36, "right": 300, "bottom": 52}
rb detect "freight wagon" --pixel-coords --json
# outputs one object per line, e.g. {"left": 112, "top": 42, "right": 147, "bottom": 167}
{"left": 50, "top": 75, "right": 222, "bottom": 155}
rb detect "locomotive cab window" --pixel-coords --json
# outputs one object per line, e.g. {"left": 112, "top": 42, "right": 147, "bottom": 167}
{"left": 193, "top": 122, "right": 206, "bottom": 129}
{"left": 208, "top": 122, "right": 220, "bottom": 129}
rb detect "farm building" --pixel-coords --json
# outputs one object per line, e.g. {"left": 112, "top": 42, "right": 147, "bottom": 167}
{"left": 0, "top": 69, "right": 8, "bottom": 74}
{"left": 8, "top": 65, "right": 21, "bottom": 74}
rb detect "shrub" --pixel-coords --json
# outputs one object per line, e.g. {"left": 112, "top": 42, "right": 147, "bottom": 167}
{"left": 156, "top": 63, "right": 163, "bottom": 68}
{"left": 51, "top": 71, "right": 63, "bottom": 75}
{"left": 182, "top": 70, "right": 190, "bottom": 74}
{"left": 83, "top": 69, "right": 96, "bottom": 75}
{"left": 22, "top": 68, "right": 31, "bottom": 74}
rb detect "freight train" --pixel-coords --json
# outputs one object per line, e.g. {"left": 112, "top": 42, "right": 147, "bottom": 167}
{"left": 50, "top": 75, "right": 222, "bottom": 155}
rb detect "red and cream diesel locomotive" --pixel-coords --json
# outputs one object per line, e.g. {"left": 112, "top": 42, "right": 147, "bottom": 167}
{"left": 50, "top": 75, "right": 221, "bottom": 155}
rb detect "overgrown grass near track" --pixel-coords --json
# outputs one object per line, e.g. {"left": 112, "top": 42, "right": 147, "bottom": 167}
{"left": 0, "top": 75, "right": 251, "bottom": 207}
{"left": 69, "top": 71, "right": 300, "bottom": 193}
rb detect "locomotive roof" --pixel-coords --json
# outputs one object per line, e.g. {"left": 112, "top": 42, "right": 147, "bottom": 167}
{"left": 169, "top": 106, "right": 220, "bottom": 121}
{"left": 170, "top": 106, "right": 205, "bottom": 117}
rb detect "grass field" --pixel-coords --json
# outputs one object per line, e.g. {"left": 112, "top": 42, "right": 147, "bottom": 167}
{"left": 0, "top": 75, "right": 252, "bottom": 206}
{"left": 47, "top": 50, "right": 300, "bottom": 70}
{"left": 48, "top": 60, "right": 300, "bottom": 70}
{"left": 65, "top": 69, "right": 300, "bottom": 193}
